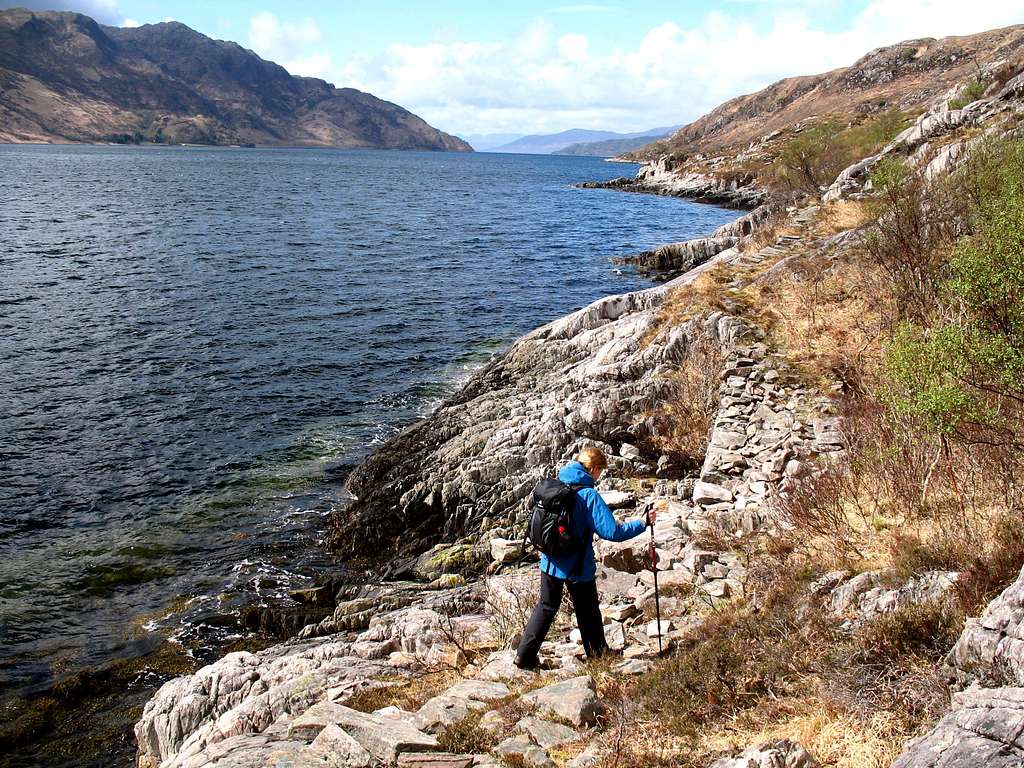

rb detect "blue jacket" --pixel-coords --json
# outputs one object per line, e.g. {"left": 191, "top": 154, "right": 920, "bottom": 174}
{"left": 539, "top": 461, "right": 647, "bottom": 582}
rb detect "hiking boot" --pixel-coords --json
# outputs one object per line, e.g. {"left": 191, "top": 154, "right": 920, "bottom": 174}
{"left": 514, "top": 654, "right": 540, "bottom": 671}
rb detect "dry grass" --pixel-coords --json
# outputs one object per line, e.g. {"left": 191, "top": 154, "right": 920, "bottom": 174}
{"left": 812, "top": 200, "right": 873, "bottom": 237}
{"left": 700, "top": 698, "right": 917, "bottom": 768}
{"left": 343, "top": 669, "right": 460, "bottom": 713}
{"left": 647, "top": 334, "right": 726, "bottom": 469}
{"left": 738, "top": 247, "right": 887, "bottom": 392}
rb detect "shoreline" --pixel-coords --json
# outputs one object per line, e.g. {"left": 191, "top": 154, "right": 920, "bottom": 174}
{"left": 128, "top": 164, "right": 761, "bottom": 765}
{"left": 1, "top": 158, "right": 718, "bottom": 768}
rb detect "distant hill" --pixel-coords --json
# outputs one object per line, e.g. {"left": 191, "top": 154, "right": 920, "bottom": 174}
{"left": 0, "top": 8, "right": 471, "bottom": 150}
{"left": 464, "top": 133, "right": 525, "bottom": 151}
{"left": 554, "top": 126, "right": 679, "bottom": 157}
{"left": 486, "top": 126, "right": 679, "bottom": 155}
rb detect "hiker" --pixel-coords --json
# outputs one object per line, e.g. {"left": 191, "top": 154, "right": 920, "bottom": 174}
{"left": 515, "top": 446, "right": 657, "bottom": 669}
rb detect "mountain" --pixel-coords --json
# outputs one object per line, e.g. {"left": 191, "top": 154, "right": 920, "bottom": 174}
{"left": 553, "top": 125, "right": 680, "bottom": 157}
{"left": 623, "top": 25, "right": 1024, "bottom": 161}
{"left": 463, "top": 133, "right": 525, "bottom": 151}
{"left": 483, "top": 127, "right": 656, "bottom": 155}
{"left": 0, "top": 9, "right": 471, "bottom": 150}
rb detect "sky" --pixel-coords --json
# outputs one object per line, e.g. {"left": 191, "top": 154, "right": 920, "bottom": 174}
{"left": 5, "top": 1, "right": 1024, "bottom": 137}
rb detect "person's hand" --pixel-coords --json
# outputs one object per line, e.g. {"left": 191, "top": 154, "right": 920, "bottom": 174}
{"left": 646, "top": 499, "right": 668, "bottom": 527}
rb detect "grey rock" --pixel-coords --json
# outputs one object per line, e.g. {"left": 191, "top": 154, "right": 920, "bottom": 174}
{"left": 949, "top": 564, "right": 1024, "bottom": 686}
{"left": 134, "top": 643, "right": 393, "bottom": 768}
{"left": 304, "top": 723, "right": 374, "bottom": 768}
{"left": 599, "top": 489, "right": 636, "bottom": 509}
{"left": 647, "top": 619, "right": 674, "bottom": 637}
{"left": 415, "top": 695, "right": 487, "bottom": 734}
{"left": 605, "top": 603, "right": 639, "bottom": 622}
{"left": 494, "top": 734, "right": 555, "bottom": 768}
{"left": 520, "top": 675, "right": 603, "bottom": 727}
{"left": 693, "top": 481, "right": 734, "bottom": 505}
{"left": 891, "top": 687, "right": 1024, "bottom": 768}
{"left": 613, "top": 659, "right": 651, "bottom": 676}
{"left": 289, "top": 702, "right": 440, "bottom": 764}
{"left": 707, "top": 739, "right": 817, "bottom": 767}
{"left": 514, "top": 716, "right": 578, "bottom": 749}
{"left": 490, "top": 538, "right": 525, "bottom": 564}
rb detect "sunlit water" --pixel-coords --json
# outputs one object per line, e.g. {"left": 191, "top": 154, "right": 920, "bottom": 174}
{"left": 0, "top": 145, "right": 736, "bottom": 754}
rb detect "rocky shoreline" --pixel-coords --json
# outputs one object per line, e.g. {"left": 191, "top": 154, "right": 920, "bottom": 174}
{"left": 132, "top": 69, "right": 1024, "bottom": 768}
{"left": 576, "top": 156, "right": 769, "bottom": 209}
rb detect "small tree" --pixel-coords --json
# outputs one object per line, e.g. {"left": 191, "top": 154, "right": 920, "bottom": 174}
{"left": 885, "top": 138, "right": 1024, "bottom": 444}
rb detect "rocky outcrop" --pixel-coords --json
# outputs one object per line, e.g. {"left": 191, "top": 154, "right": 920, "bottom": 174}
{"left": 948, "top": 565, "right": 1024, "bottom": 688}
{"left": 0, "top": 9, "right": 472, "bottom": 150}
{"left": 888, "top": 564, "right": 1024, "bottom": 766}
{"left": 580, "top": 156, "right": 767, "bottom": 208}
{"left": 333, "top": 258, "right": 750, "bottom": 562}
{"left": 823, "top": 69, "right": 1024, "bottom": 202}
{"left": 890, "top": 687, "right": 1024, "bottom": 768}
{"left": 618, "top": 235, "right": 738, "bottom": 279}
{"left": 135, "top": 641, "right": 394, "bottom": 768}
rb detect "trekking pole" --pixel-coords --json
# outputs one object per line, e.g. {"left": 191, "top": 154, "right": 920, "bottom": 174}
{"left": 648, "top": 503, "right": 663, "bottom": 657}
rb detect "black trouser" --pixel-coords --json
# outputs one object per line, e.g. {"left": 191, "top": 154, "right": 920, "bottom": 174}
{"left": 516, "top": 571, "right": 608, "bottom": 664}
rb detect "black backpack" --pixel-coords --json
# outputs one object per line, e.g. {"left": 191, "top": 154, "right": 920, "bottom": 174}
{"left": 527, "top": 477, "right": 586, "bottom": 557}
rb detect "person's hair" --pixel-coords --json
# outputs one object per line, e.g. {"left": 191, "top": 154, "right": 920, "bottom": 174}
{"left": 577, "top": 446, "right": 607, "bottom": 475}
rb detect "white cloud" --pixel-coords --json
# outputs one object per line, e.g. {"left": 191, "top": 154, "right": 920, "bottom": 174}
{"left": 284, "top": 52, "right": 333, "bottom": 78}
{"left": 120, "top": 17, "right": 140, "bottom": 27}
{"left": 336, "top": 0, "right": 1024, "bottom": 136}
{"left": 248, "top": 11, "right": 333, "bottom": 78}
{"left": 0, "top": 0, "right": 121, "bottom": 24}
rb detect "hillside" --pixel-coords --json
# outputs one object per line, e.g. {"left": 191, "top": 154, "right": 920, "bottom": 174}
{"left": 553, "top": 126, "right": 678, "bottom": 157}
{"left": 624, "top": 25, "right": 1024, "bottom": 164}
{"left": 488, "top": 127, "right": 673, "bottom": 155}
{"left": 0, "top": 9, "right": 471, "bottom": 150}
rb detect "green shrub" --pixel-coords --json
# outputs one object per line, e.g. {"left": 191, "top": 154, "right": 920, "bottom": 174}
{"left": 771, "top": 111, "right": 912, "bottom": 195}
{"left": 885, "top": 138, "right": 1024, "bottom": 440}
{"left": 949, "top": 78, "right": 987, "bottom": 110}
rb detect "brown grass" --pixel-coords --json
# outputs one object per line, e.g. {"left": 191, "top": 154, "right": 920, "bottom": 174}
{"left": 343, "top": 669, "right": 460, "bottom": 713}
{"left": 813, "top": 200, "right": 873, "bottom": 237}
{"left": 738, "top": 247, "right": 887, "bottom": 392}
{"left": 647, "top": 334, "right": 726, "bottom": 469}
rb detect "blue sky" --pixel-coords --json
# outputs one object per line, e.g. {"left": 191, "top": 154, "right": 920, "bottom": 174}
{"left": 8, "top": 1, "right": 1024, "bottom": 136}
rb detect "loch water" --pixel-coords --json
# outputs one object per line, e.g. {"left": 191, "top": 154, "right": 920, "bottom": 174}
{"left": 0, "top": 145, "right": 736, "bottom": 764}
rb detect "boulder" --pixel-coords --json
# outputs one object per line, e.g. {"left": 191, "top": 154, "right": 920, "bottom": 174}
{"left": 490, "top": 538, "right": 524, "bottom": 565}
{"left": 304, "top": 723, "right": 374, "bottom": 768}
{"left": 520, "top": 676, "right": 603, "bottom": 727}
{"left": 692, "top": 481, "right": 734, "bottom": 505}
{"left": 494, "top": 734, "right": 555, "bottom": 768}
{"left": 514, "top": 716, "right": 578, "bottom": 749}
{"left": 891, "top": 687, "right": 1024, "bottom": 767}
{"left": 707, "top": 739, "right": 817, "bottom": 768}
{"left": 288, "top": 702, "right": 440, "bottom": 764}
{"left": 948, "top": 564, "right": 1024, "bottom": 686}
{"left": 599, "top": 490, "right": 636, "bottom": 509}
{"left": 597, "top": 537, "right": 650, "bottom": 574}
{"left": 415, "top": 695, "right": 487, "bottom": 734}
